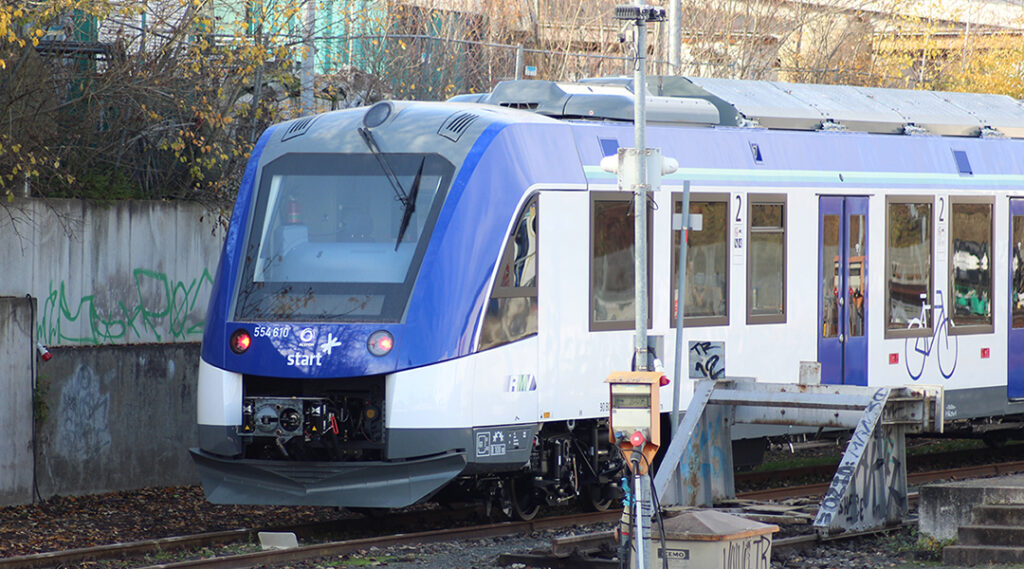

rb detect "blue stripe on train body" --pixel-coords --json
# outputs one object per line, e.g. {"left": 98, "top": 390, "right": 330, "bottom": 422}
{"left": 201, "top": 124, "right": 278, "bottom": 368}
{"left": 200, "top": 103, "right": 584, "bottom": 378}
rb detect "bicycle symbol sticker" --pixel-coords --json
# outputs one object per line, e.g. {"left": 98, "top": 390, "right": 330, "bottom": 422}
{"left": 905, "top": 289, "right": 958, "bottom": 380}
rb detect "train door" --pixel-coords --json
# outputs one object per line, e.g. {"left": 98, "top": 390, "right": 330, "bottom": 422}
{"left": 1009, "top": 199, "right": 1024, "bottom": 399}
{"left": 818, "top": 196, "right": 868, "bottom": 385}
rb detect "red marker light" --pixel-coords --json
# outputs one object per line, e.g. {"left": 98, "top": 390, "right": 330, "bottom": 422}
{"left": 367, "top": 330, "right": 394, "bottom": 356}
{"left": 230, "top": 329, "right": 252, "bottom": 354}
{"left": 630, "top": 431, "right": 646, "bottom": 448}
{"left": 982, "top": 348, "right": 991, "bottom": 359}
{"left": 889, "top": 353, "right": 899, "bottom": 365}
{"left": 659, "top": 375, "right": 670, "bottom": 387}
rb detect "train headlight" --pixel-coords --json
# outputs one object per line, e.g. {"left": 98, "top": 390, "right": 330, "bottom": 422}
{"left": 363, "top": 101, "right": 393, "bottom": 128}
{"left": 367, "top": 330, "right": 394, "bottom": 356}
{"left": 230, "top": 329, "right": 252, "bottom": 354}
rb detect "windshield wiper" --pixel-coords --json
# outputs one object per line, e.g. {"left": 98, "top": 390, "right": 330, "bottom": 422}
{"left": 395, "top": 158, "right": 425, "bottom": 251}
{"left": 358, "top": 126, "right": 410, "bottom": 207}
{"left": 357, "top": 127, "right": 424, "bottom": 251}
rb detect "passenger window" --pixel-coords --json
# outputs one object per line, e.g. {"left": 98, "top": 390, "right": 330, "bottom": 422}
{"left": 479, "top": 196, "right": 539, "bottom": 351}
{"left": 747, "top": 195, "right": 786, "bottom": 324}
{"left": 590, "top": 193, "right": 651, "bottom": 331}
{"left": 885, "top": 197, "right": 932, "bottom": 337}
{"left": 672, "top": 194, "right": 728, "bottom": 327}
{"left": 949, "top": 197, "right": 993, "bottom": 334}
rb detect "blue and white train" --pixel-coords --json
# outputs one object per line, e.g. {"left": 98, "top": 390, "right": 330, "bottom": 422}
{"left": 191, "top": 75, "right": 1024, "bottom": 517}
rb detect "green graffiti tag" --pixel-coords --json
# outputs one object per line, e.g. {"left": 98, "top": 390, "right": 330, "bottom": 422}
{"left": 38, "top": 268, "right": 215, "bottom": 345}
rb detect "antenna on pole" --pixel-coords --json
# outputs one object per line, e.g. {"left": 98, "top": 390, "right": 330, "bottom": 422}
{"left": 613, "top": 3, "right": 667, "bottom": 375}
{"left": 608, "top": 5, "right": 671, "bottom": 569}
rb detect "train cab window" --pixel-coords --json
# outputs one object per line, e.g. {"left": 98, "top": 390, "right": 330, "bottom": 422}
{"left": 747, "top": 195, "right": 786, "bottom": 324}
{"left": 949, "top": 197, "right": 993, "bottom": 334}
{"left": 590, "top": 193, "right": 651, "bottom": 331}
{"left": 235, "top": 153, "right": 454, "bottom": 322}
{"left": 885, "top": 197, "right": 933, "bottom": 337}
{"left": 478, "top": 196, "right": 539, "bottom": 351}
{"left": 672, "top": 194, "right": 728, "bottom": 327}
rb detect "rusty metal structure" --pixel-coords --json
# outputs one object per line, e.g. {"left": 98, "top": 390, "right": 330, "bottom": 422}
{"left": 655, "top": 373, "right": 944, "bottom": 534}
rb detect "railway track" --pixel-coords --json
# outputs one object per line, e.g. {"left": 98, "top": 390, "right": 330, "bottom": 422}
{"left": 0, "top": 511, "right": 619, "bottom": 569}
{"left": 739, "top": 439, "right": 1024, "bottom": 490}
{"left": 6, "top": 451, "right": 1024, "bottom": 569}
{"left": 738, "top": 459, "right": 1024, "bottom": 501}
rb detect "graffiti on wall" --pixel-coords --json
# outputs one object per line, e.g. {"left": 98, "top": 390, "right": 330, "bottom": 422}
{"left": 814, "top": 387, "right": 905, "bottom": 531}
{"left": 689, "top": 341, "right": 725, "bottom": 379}
{"left": 55, "top": 365, "right": 112, "bottom": 461}
{"left": 38, "top": 268, "right": 214, "bottom": 345}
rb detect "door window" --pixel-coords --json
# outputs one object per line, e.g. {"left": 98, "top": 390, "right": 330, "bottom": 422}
{"left": 1013, "top": 214, "right": 1024, "bottom": 329}
{"left": 821, "top": 214, "right": 840, "bottom": 338}
{"left": 847, "top": 213, "right": 866, "bottom": 337}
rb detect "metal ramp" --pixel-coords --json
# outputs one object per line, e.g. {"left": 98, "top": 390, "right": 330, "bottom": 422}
{"left": 654, "top": 375, "right": 943, "bottom": 535}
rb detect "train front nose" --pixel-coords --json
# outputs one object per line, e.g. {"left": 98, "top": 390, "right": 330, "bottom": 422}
{"left": 192, "top": 354, "right": 469, "bottom": 508}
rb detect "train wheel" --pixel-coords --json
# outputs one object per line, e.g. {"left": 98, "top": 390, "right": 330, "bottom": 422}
{"left": 500, "top": 477, "right": 540, "bottom": 521}
{"left": 581, "top": 482, "right": 615, "bottom": 512}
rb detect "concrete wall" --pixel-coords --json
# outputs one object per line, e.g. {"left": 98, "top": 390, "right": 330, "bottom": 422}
{"left": 0, "top": 198, "right": 223, "bottom": 346}
{"left": 0, "top": 297, "right": 34, "bottom": 505}
{"left": 32, "top": 344, "right": 201, "bottom": 498}
{"left": 0, "top": 336, "right": 203, "bottom": 505}
{"left": 0, "top": 199, "right": 219, "bottom": 505}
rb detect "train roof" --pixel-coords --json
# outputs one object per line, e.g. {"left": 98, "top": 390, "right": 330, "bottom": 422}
{"left": 450, "top": 76, "right": 1024, "bottom": 139}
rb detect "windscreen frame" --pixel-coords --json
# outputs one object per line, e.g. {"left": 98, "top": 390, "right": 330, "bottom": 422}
{"left": 232, "top": 152, "right": 455, "bottom": 323}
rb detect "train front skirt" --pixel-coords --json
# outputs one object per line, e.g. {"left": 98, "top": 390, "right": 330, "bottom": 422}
{"left": 189, "top": 448, "right": 467, "bottom": 508}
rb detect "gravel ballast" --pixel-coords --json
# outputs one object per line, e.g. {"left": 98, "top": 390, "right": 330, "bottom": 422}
{"left": 0, "top": 486, "right": 979, "bottom": 569}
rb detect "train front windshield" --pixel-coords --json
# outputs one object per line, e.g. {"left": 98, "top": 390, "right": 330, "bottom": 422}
{"left": 234, "top": 153, "right": 454, "bottom": 322}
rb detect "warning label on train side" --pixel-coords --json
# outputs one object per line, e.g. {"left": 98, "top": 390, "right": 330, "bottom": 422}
{"left": 475, "top": 432, "right": 506, "bottom": 457}
{"left": 473, "top": 427, "right": 534, "bottom": 460}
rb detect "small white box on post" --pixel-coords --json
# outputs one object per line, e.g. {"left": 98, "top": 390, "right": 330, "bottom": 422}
{"left": 600, "top": 148, "right": 678, "bottom": 191}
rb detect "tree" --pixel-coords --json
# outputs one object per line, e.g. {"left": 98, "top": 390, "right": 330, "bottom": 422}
{"left": 0, "top": 1, "right": 139, "bottom": 202}
{"left": 870, "top": 2, "right": 1024, "bottom": 95}
{"left": 4, "top": 0, "right": 1023, "bottom": 210}
{"left": 0, "top": 0, "right": 327, "bottom": 209}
